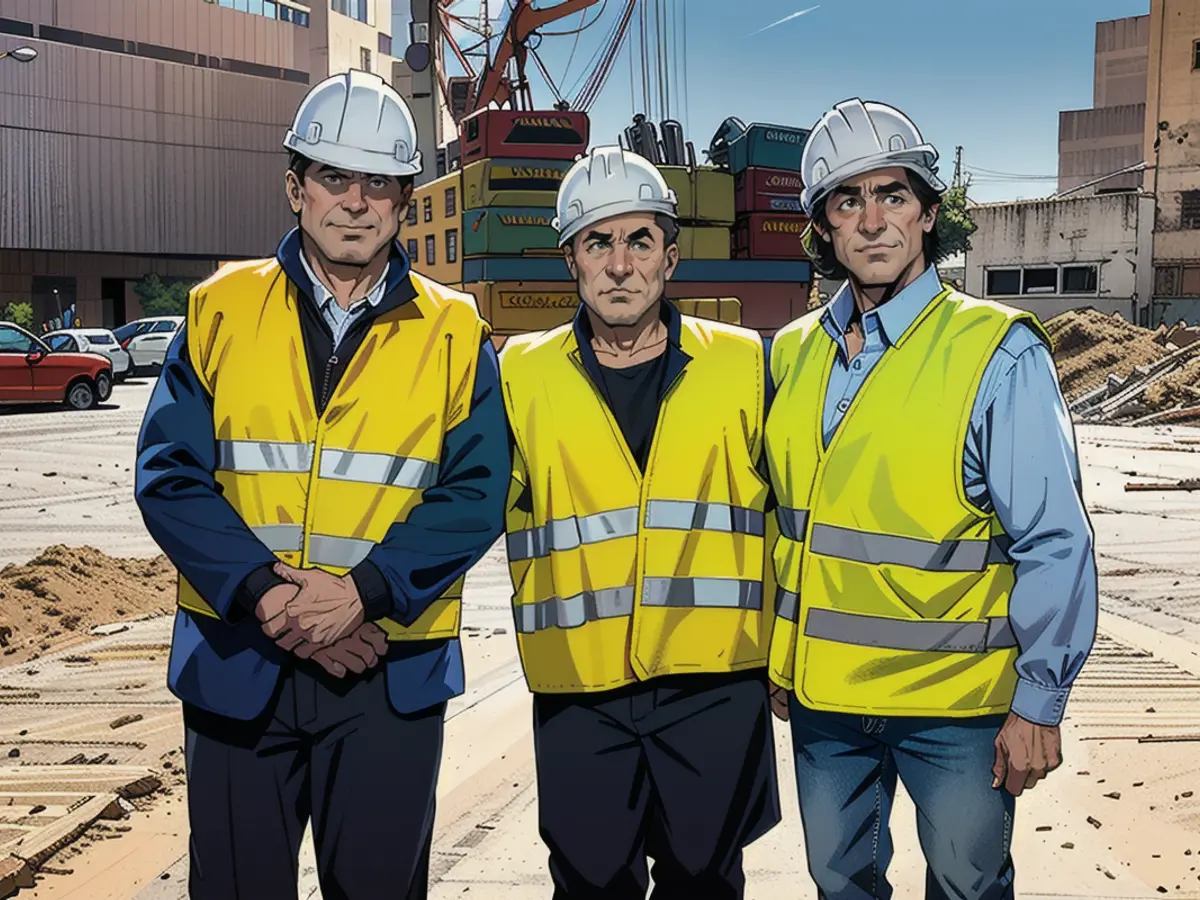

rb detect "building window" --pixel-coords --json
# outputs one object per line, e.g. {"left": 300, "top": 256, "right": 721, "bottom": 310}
{"left": 378, "top": 33, "right": 392, "bottom": 56}
{"left": 985, "top": 269, "right": 1021, "bottom": 296}
{"left": 1022, "top": 267, "right": 1058, "bottom": 294}
{"left": 406, "top": 200, "right": 417, "bottom": 226}
{"left": 1194, "top": 38, "right": 1200, "bottom": 70}
{"left": 444, "top": 187, "right": 456, "bottom": 217}
{"left": 1061, "top": 265, "right": 1098, "bottom": 295}
{"left": 359, "top": 47, "right": 371, "bottom": 72}
{"left": 407, "top": 238, "right": 418, "bottom": 260}
{"left": 1154, "top": 266, "right": 1180, "bottom": 297}
{"left": 423, "top": 196, "right": 433, "bottom": 223}
{"left": 446, "top": 229, "right": 458, "bottom": 264}
{"left": 1182, "top": 190, "right": 1200, "bottom": 230}
{"left": 331, "top": 0, "right": 368, "bottom": 23}
{"left": 1181, "top": 266, "right": 1200, "bottom": 297}
{"left": 425, "top": 234, "right": 436, "bottom": 266}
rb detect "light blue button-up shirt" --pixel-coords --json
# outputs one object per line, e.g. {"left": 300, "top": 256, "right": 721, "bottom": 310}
{"left": 815, "top": 265, "right": 1098, "bottom": 727}
{"left": 298, "top": 250, "right": 389, "bottom": 348}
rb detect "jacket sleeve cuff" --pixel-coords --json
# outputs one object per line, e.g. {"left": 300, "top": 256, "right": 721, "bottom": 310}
{"left": 233, "top": 564, "right": 287, "bottom": 618}
{"left": 1011, "top": 679, "right": 1071, "bottom": 727}
{"left": 351, "top": 560, "right": 393, "bottom": 620}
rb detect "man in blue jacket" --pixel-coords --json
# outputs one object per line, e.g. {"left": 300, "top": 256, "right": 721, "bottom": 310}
{"left": 134, "top": 71, "right": 507, "bottom": 900}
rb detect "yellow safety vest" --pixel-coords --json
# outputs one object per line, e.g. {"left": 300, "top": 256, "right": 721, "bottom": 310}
{"left": 178, "top": 257, "right": 489, "bottom": 641}
{"left": 500, "top": 316, "right": 775, "bottom": 693}
{"left": 765, "top": 286, "right": 1050, "bottom": 716}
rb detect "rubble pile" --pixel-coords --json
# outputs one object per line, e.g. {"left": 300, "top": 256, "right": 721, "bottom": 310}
{"left": 0, "top": 546, "right": 173, "bottom": 666}
{"left": 1047, "top": 310, "right": 1200, "bottom": 424}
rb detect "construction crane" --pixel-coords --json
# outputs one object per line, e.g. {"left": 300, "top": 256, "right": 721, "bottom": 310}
{"left": 437, "top": 0, "right": 637, "bottom": 116}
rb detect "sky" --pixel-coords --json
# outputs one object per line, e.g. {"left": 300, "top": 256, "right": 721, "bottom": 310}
{"left": 393, "top": 0, "right": 1151, "bottom": 204}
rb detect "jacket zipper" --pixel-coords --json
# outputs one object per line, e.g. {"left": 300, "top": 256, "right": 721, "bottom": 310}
{"left": 319, "top": 353, "right": 338, "bottom": 411}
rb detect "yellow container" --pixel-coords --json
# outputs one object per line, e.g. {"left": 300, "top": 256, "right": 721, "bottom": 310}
{"left": 461, "top": 158, "right": 573, "bottom": 210}
{"left": 658, "top": 166, "right": 695, "bottom": 220}
{"left": 693, "top": 167, "right": 735, "bottom": 224}
{"left": 673, "top": 297, "right": 742, "bottom": 325}
{"left": 678, "top": 226, "right": 731, "bottom": 260}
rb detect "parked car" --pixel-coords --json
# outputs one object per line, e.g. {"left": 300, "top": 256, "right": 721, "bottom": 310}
{"left": 0, "top": 321, "right": 113, "bottom": 409}
{"left": 44, "top": 328, "right": 132, "bottom": 381}
{"left": 112, "top": 316, "right": 183, "bottom": 374}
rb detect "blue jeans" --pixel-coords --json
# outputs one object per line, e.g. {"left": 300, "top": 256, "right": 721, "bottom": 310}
{"left": 788, "top": 699, "right": 1015, "bottom": 900}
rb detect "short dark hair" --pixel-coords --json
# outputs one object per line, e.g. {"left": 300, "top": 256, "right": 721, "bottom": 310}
{"left": 568, "top": 212, "right": 679, "bottom": 252}
{"left": 287, "top": 150, "right": 415, "bottom": 192}
{"left": 804, "top": 170, "right": 943, "bottom": 280}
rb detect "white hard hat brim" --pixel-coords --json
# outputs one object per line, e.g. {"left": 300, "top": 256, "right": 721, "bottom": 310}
{"left": 283, "top": 131, "right": 424, "bottom": 178}
{"left": 555, "top": 197, "right": 678, "bottom": 247}
{"left": 802, "top": 145, "right": 946, "bottom": 216}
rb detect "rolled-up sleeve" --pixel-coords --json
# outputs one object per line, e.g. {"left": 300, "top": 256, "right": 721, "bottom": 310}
{"left": 134, "top": 327, "right": 285, "bottom": 622}
{"left": 965, "top": 323, "right": 1099, "bottom": 726}
{"left": 351, "top": 338, "right": 510, "bottom": 625}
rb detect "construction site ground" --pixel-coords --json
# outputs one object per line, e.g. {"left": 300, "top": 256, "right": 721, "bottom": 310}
{"left": 2, "top": 378, "right": 1200, "bottom": 899}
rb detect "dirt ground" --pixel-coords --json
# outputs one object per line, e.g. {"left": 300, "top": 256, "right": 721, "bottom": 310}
{"left": 0, "top": 547, "right": 174, "bottom": 666}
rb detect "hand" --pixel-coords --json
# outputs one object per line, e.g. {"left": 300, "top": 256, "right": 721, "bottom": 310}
{"left": 992, "top": 712, "right": 1063, "bottom": 797}
{"left": 770, "top": 685, "right": 790, "bottom": 721}
{"left": 254, "top": 582, "right": 301, "bottom": 637}
{"left": 309, "top": 622, "right": 390, "bottom": 678}
{"left": 268, "top": 562, "right": 366, "bottom": 649}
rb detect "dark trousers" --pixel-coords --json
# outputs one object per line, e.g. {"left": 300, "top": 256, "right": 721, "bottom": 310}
{"left": 533, "top": 669, "right": 781, "bottom": 900}
{"left": 183, "top": 663, "right": 445, "bottom": 900}
{"left": 789, "top": 700, "right": 1015, "bottom": 900}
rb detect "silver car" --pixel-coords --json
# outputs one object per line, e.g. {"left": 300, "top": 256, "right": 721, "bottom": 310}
{"left": 44, "top": 327, "right": 133, "bottom": 381}
{"left": 112, "top": 316, "right": 184, "bottom": 375}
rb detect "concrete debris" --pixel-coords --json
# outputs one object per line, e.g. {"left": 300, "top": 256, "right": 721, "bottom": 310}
{"left": 0, "top": 856, "right": 34, "bottom": 895}
{"left": 1087, "top": 816, "right": 1103, "bottom": 828}
{"left": 1049, "top": 309, "right": 1200, "bottom": 424}
{"left": 108, "top": 714, "right": 143, "bottom": 731}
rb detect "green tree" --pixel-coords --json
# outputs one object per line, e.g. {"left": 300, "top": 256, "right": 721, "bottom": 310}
{"left": 133, "top": 274, "right": 197, "bottom": 317}
{"left": 2, "top": 301, "right": 34, "bottom": 329}
{"left": 934, "top": 185, "right": 977, "bottom": 261}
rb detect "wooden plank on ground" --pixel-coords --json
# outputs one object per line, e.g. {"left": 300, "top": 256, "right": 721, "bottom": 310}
{"left": 0, "top": 766, "right": 159, "bottom": 798}
{"left": 0, "top": 792, "right": 115, "bottom": 868}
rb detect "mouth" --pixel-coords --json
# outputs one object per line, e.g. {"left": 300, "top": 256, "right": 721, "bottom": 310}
{"left": 859, "top": 243, "right": 898, "bottom": 252}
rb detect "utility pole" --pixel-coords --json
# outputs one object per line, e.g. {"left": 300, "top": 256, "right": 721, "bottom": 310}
{"left": 952, "top": 145, "right": 963, "bottom": 190}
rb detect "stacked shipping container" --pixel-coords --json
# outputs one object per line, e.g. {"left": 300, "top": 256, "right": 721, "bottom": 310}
{"left": 406, "top": 110, "right": 814, "bottom": 339}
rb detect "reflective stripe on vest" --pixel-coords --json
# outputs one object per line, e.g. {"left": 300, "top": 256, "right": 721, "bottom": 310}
{"left": 218, "top": 439, "right": 313, "bottom": 473}
{"left": 514, "top": 576, "right": 763, "bottom": 634}
{"left": 507, "top": 500, "right": 765, "bottom": 561}
{"left": 776, "top": 506, "right": 1012, "bottom": 571}
{"left": 249, "top": 523, "right": 305, "bottom": 552}
{"left": 320, "top": 448, "right": 439, "bottom": 489}
{"left": 781, "top": 605, "right": 1018, "bottom": 653}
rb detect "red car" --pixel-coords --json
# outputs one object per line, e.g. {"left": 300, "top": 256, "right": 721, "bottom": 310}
{"left": 0, "top": 321, "right": 114, "bottom": 410}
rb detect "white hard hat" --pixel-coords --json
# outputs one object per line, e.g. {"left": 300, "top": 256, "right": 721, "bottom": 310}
{"left": 283, "top": 70, "right": 422, "bottom": 177}
{"left": 800, "top": 98, "right": 945, "bottom": 216}
{"left": 552, "top": 146, "right": 677, "bottom": 247}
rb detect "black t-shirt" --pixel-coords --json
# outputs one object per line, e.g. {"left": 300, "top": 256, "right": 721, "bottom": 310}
{"left": 597, "top": 352, "right": 668, "bottom": 472}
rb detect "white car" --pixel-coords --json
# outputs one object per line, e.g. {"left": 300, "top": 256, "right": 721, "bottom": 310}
{"left": 113, "top": 316, "right": 184, "bottom": 374}
{"left": 44, "top": 328, "right": 133, "bottom": 381}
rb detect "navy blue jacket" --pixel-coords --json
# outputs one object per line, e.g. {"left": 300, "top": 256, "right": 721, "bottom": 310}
{"left": 135, "top": 232, "right": 509, "bottom": 721}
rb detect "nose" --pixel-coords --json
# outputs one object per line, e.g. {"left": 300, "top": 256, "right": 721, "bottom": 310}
{"left": 343, "top": 182, "right": 368, "bottom": 212}
{"left": 606, "top": 242, "right": 632, "bottom": 279}
{"left": 859, "top": 200, "right": 887, "bottom": 237}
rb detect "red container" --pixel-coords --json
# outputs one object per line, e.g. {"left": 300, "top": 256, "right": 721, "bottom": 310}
{"left": 732, "top": 213, "right": 810, "bottom": 261}
{"left": 459, "top": 109, "right": 590, "bottom": 164}
{"left": 734, "top": 167, "right": 805, "bottom": 215}
{"left": 664, "top": 280, "right": 811, "bottom": 335}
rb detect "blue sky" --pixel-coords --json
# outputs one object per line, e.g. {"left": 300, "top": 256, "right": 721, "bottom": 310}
{"left": 394, "top": 0, "right": 1150, "bottom": 203}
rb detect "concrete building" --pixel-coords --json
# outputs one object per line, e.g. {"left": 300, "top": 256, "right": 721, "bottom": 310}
{"left": 1144, "top": 0, "right": 1200, "bottom": 325}
{"left": 965, "top": 193, "right": 1140, "bottom": 322}
{"left": 1057, "top": 15, "right": 1149, "bottom": 195}
{"left": 0, "top": 0, "right": 396, "bottom": 329}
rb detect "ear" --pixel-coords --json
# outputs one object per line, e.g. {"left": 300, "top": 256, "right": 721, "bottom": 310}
{"left": 562, "top": 243, "right": 578, "bottom": 279}
{"left": 285, "top": 170, "right": 304, "bottom": 215}
{"left": 811, "top": 220, "right": 832, "bottom": 243}
{"left": 399, "top": 181, "right": 415, "bottom": 207}
{"left": 663, "top": 242, "right": 680, "bottom": 280}
{"left": 923, "top": 202, "right": 940, "bottom": 233}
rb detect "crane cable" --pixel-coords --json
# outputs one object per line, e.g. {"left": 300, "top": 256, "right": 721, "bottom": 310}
{"left": 574, "top": 0, "right": 636, "bottom": 112}
{"left": 528, "top": 46, "right": 565, "bottom": 104}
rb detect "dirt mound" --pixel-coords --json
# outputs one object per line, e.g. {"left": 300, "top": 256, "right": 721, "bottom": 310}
{"left": 0, "top": 546, "right": 174, "bottom": 666}
{"left": 1045, "top": 308, "right": 1169, "bottom": 401}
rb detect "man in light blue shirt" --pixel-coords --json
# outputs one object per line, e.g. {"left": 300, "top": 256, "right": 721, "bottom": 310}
{"left": 765, "top": 98, "right": 1097, "bottom": 900}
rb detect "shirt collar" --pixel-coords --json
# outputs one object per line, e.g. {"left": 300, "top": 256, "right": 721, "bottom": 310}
{"left": 822, "top": 264, "right": 945, "bottom": 347}
{"left": 297, "top": 247, "right": 390, "bottom": 314}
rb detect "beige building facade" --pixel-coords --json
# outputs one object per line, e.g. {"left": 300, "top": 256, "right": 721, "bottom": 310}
{"left": 0, "top": 0, "right": 395, "bottom": 329}
{"left": 1145, "top": 0, "right": 1200, "bottom": 324}
{"left": 1057, "top": 15, "right": 1149, "bottom": 195}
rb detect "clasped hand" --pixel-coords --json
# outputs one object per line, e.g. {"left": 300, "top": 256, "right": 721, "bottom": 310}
{"left": 253, "top": 564, "right": 388, "bottom": 679}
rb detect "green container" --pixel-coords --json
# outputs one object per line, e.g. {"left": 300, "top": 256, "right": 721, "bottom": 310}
{"left": 462, "top": 206, "right": 560, "bottom": 257}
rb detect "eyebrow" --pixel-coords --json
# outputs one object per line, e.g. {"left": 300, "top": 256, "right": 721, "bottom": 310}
{"left": 626, "top": 227, "right": 654, "bottom": 243}
{"left": 583, "top": 230, "right": 613, "bottom": 243}
{"left": 831, "top": 180, "right": 912, "bottom": 200}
